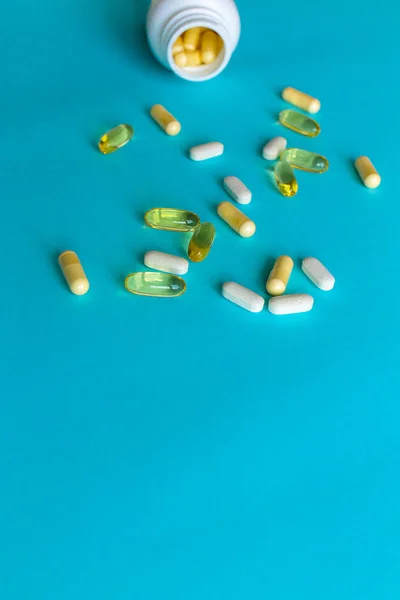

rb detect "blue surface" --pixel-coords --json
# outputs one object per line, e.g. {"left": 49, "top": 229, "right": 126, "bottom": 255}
{"left": 1, "top": 0, "right": 400, "bottom": 597}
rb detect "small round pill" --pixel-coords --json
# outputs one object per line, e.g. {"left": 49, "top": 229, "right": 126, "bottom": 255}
{"left": 355, "top": 156, "right": 381, "bottom": 189}
{"left": 58, "top": 251, "right": 90, "bottom": 295}
{"left": 262, "top": 136, "right": 287, "bottom": 160}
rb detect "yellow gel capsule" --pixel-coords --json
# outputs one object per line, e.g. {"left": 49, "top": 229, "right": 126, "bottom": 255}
{"left": 280, "top": 148, "right": 329, "bottom": 173}
{"left": 282, "top": 87, "right": 321, "bottom": 114}
{"left": 185, "top": 50, "right": 202, "bottom": 66}
{"left": 188, "top": 222, "right": 216, "bottom": 262}
{"left": 98, "top": 124, "right": 133, "bottom": 154}
{"left": 125, "top": 272, "right": 186, "bottom": 297}
{"left": 150, "top": 104, "right": 181, "bottom": 136}
{"left": 172, "top": 35, "right": 184, "bottom": 55}
{"left": 183, "top": 27, "right": 203, "bottom": 51}
{"left": 279, "top": 109, "right": 320, "bottom": 137}
{"left": 201, "top": 30, "right": 218, "bottom": 64}
{"left": 355, "top": 156, "right": 381, "bottom": 189}
{"left": 174, "top": 52, "right": 188, "bottom": 67}
{"left": 266, "top": 256, "right": 294, "bottom": 296}
{"left": 144, "top": 208, "right": 200, "bottom": 232}
{"left": 217, "top": 202, "right": 256, "bottom": 238}
{"left": 274, "top": 161, "right": 298, "bottom": 197}
{"left": 58, "top": 250, "right": 89, "bottom": 296}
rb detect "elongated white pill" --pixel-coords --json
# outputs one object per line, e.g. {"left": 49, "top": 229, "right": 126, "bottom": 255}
{"left": 144, "top": 251, "right": 189, "bottom": 275}
{"left": 302, "top": 257, "right": 335, "bottom": 291}
{"left": 268, "top": 294, "right": 314, "bottom": 315}
{"left": 262, "top": 136, "right": 287, "bottom": 160}
{"left": 223, "top": 176, "right": 252, "bottom": 205}
{"left": 222, "top": 282, "right": 265, "bottom": 313}
{"left": 190, "top": 142, "right": 224, "bottom": 161}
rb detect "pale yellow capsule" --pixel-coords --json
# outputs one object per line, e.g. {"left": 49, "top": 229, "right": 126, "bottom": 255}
{"left": 174, "top": 52, "right": 187, "bottom": 68}
{"left": 185, "top": 50, "right": 202, "bottom": 67}
{"left": 150, "top": 104, "right": 181, "bottom": 136}
{"left": 172, "top": 35, "right": 184, "bottom": 56}
{"left": 266, "top": 256, "right": 294, "bottom": 296}
{"left": 355, "top": 156, "right": 381, "bottom": 189}
{"left": 217, "top": 202, "right": 256, "bottom": 238}
{"left": 58, "top": 251, "right": 89, "bottom": 296}
{"left": 201, "top": 30, "right": 218, "bottom": 64}
{"left": 183, "top": 27, "right": 203, "bottom": 51}
{"left": 282, "top": 87, "right": 321, "bottom": 114}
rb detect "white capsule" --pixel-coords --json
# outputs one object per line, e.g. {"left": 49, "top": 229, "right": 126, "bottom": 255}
{"left": 144, "top": 251, "right": 189, "bottom": 275}
{"left": 189, "top": 142, "right": 224, "bottom": 161}
{"left": 268, "top": 294, "right": 314, "bottom": 315}
{"left": 222, "top": 282, "right": 265, "bottom": 313}
{"left": 223, "top": 176, "right": 252, "bottom": 205}
{"left": 301, "top": 257, "right": 335, "bottom": 291}
{"left": 262, "top": 136, "right": 287, "bottom": 160}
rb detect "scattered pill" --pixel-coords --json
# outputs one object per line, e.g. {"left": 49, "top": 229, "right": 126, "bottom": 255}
{"left": 172, "top": 35, "right": 184, "bottom": 55}
{"left": 144, "top": 208, "right": 200, "bottom": 232}
{"left": 174, "top": 52, "right": 188, "bottom": 67}
{"left": 222, "top": 282, "right": 265, "bottom": 313}
{"left": 223, "top": 176, "right": 252, "bottom": 205}
{"left": 58, "top": 251, "right": 89, "bottom": 296}
{"left": 144, "top": 251, "right": 189, "bottom": 275}
{"left": 262, "top": 136, "right": 287, "bottom": 160}
{"left": 281, "top": 148, "right": 329, "bottom": 173}
{"left": 266, "top": 256, "right": 294, "bottom": 296}
{"left": 217, "top": 202, "right": 256, "bottom": 238}
{"left": 268, "top": 294, "right": 314, "bottom": 315}
{"left": 98, "top": 124, "right": 133, "bottom": 155}
{"left": 190, "top": 142, "right": 224, "bottom": 161}
{"left": 125, "top": 272, "right": 186, "bottom": 297}
{"left": 282, "top": 87, "right": 321, "bottom": 114}
{"left": 201, "top": 30, "right": 218, "bottom": 64}
{"left": 186, "top": 50, "right": 202, "bottom": 66}
{"left": 355, "top": 156, "right": 381, "bottom": 189}
{"left": 150, "top": 104, "right": 181, "bottom": 136}
{"left": 183, "top": 27, "right": 203, "bottom": 51}
{"left": 274, "top": 161, "right": 298, "bottom": 197}
{"left": 188, "top": 222, "right": 216, "bottom": 262}
{"left": 279, "top": 109, "right": 320, "bottom": 137}
{"left": 302, "top": 257, "right": 335, "bottom": 291}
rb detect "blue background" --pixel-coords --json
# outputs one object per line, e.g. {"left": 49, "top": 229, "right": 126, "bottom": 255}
{"left": 1, "top": 0, "right": 399, "bottom": 597}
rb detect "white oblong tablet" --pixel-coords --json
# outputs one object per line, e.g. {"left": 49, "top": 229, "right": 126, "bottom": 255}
{"left": 223, "top": 176, "right": 252, "bottom": 205}
{"left": 222, "top": 282, "right": 265, "bottom": 313}
{"left": 144, "top": 251, "right": 189, "bottom": 275}
{"left": 189, "top": 142, "right": 224, "bottom": 161}
{"left": 268, "top": 294, "right": 314, "bottom": 315}
{"left": 302, "top": 257, "right": 335, "bottom": 291}
{"left": 262, "top": 136, "right": 287, "bottom": 160}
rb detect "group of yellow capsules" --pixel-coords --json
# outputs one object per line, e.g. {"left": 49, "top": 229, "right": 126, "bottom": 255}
{"left": 57, "top": 85, "right": 381, "bottom": 315}
{"left": 172, "top": 27, "right": 223, "bottom": 68}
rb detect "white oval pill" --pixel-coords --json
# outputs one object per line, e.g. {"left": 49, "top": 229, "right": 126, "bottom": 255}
{"left": 268, "top": 294, "right": 314, "bottom": 315}
{"left": 222, "top": 282, "right": 265, "bottom": 313}
{"left": 144, "top": 251, "right": 189, "bottom": 275}
{"left": 302, "top": 257, "right": 335, "bottom": 291}
{"left": 189, "top": 142, "right": 224, "bottom": 161}
{"left": 223, "top": 176, "right": 252, "bottom": 205}
{"left": 262, "top": 136, "right": 287, "bottom": 160}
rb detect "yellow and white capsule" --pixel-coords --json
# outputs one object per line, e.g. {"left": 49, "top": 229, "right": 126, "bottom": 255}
{"left": 201, "top": 30, "right": 219, "bottom": 64}
{"left": 266, "top": 256, "right": 294, "bottom": 295}
{"left": 355, "top": 156, "right": 381, "bottom": 189}
{"left": 217, "top": 202, "right": 256, "bottom": 238}
{"left": 150, "top": 104, "right": 181, "bottom": 136}
{"left": 58, "top": 251, "right": 89, "bottom": 295}
{"left": 282, "top": 87, "right": 321, "bottom": 114}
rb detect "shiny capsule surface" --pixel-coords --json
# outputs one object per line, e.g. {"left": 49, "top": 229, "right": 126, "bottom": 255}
{"left": 124, "top": 272, "right": 186, "bottom": 297}
{"left": 281, "top": 148, "right": 329, "bottom": 173}
{"left": 188, "top": 222, "right": 216, "bottom": 262}
{"left": 279, "top": 109, "right": 320, "bottom": 137}
{"left": 274, "top": 161, "right": 298, "bottom": 197}
{"left": 98, "top": 124, "right": 134, "bottom": 154}
{"left": 144, "top": 208, "right": 200, "bottom": 232}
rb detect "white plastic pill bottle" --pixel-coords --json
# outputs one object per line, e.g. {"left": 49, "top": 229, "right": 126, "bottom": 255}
{"left": 147, "top": 0, "right": 241, "bottom": 82}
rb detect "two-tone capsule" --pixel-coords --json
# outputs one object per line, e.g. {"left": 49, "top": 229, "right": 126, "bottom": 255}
{"left": 150, "top": 104, "right": 181, "bottom": 136}
{"left": 58, "top": 251, "right": 90, "bottom": 295}
{"left": 125, "top": 272, "right": 186, "bottom": 297}
{"left": 188, "top": 222, "right": 216, "bottom": 262}
{"left": 144, "top": 208, "right": 200, "bottom": 231}
{"left": 281, "top": 148, "right": 329, "bottom": 173}
{"left": 98, "top": 124, "right": 134, "bottom": 154}
{"left": 266, "top": 256, "right": 294, "bottom": 295}
{"left": 274, "top": 161, "right": 298, "bottom": 197}
{"left": 279, "top": 109, "right": 320, "bottom": 137}
{"left": 355, "top": 156, "right": 381, "bottom": 189}
{"left": 217, "top": 202, "right": 256, "bottom": 237}
{"left": 282, "top": 87, "right": 321, "bottom": 114}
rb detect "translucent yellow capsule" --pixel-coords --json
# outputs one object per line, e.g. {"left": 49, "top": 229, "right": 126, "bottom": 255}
{"left": 125, "top": 272, "right": 186, "bottom": 297}
{"left": 266, "top": 256, "right": 294, "bottom": 296}
{"left": 98, "top": 124, "right": 133, "bottom": 155}
{"left": 280, "top": 148, "right": 329, "bottom": 173}
{"left": 201, "top": 30, "right": 218, "bottom": 64}
{"left": 279, "top": 109, "right": 320, "bottom": 137}
{"left": 188, "top": 222, "right": 216, "bottom": 262}
{"left": 217, "top": 202, "right": 256, "bottom": 238}
{"left": 58, "top": 251, "right": 90, "bottom": 296}
{"left": 150, "top": 104, "right": 181, "bottom": 136}
{"left": 183, "top": 27, "right": 203, "bottom": 51}
{"left": 282, "top": 87, "right": 321, "bottom": 114}
{"left": 172, "top": 35, "right": 184, "bottom": 56}
{"left": 355, "top": 156, "right": 381, "bottom": 189}
{"left": 186, "top": 50, "right": 202, "bottom": 66}
{"left": 144, "top": 208, "right": 200, "bottom": 232}
{"left": 174, "top": 52, "right": 187, "bottom": 67}
{"left": 274, "top": 161, "right": 298, "bottom": 197}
